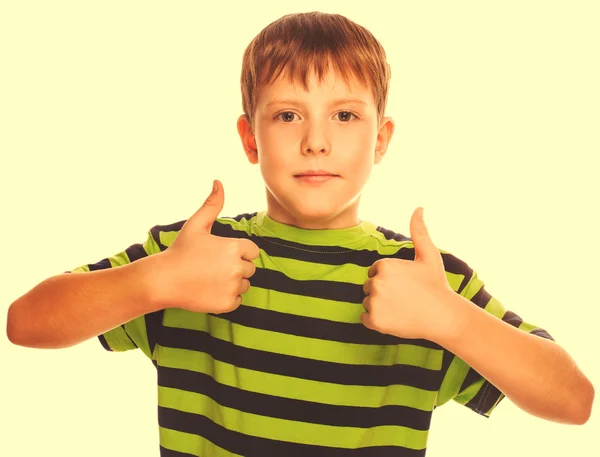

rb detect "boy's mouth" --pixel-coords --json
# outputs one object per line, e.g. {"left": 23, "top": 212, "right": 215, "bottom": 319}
{"left": 293, "top": 170, "right": 339, "bottom": 177}
{"left": 293, "top": 170, "right": 340, "bottom": 184}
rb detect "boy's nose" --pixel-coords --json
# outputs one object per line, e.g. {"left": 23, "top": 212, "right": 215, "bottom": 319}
{"left": 304, "top": 147, "right": 328, "bottom": 154}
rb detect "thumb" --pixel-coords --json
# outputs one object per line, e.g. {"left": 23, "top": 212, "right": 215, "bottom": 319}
{"left": 409, "top": 207, "right": 440, "bottom": 264}
{"left": 187, "top": 179, "right": 224, "bottom": 233}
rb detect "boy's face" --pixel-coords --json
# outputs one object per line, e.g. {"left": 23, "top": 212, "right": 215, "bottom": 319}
{"left": 237, "top": 68, "right": 394, "bottom": 229}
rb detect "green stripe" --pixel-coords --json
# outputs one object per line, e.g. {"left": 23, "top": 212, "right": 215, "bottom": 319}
{"left": 103, "top": 326, "right": 137, "bottom": 351}
{"left": 159, "top": 427, "right": 242, "bottom": 457}
{"left": 484, "top": 297, "right": 506, "bottom": 318}
{"left": 458, "top": 269, "right": 480, "bottom": 300}
{"left": 261, "top": 257, "right": 366, "bottom": 282}
{"left": 242, "top": 287, "right": 364, "bottom": 323}
{"left": 454, "top": 376, "right": 485, "bottom": 405}
{"left": 158, "top": 346, "right": 437, "bottom": 411}
{"left": 163, "top": 310, "right": 442, "bottom": 370}
{"left": 159, "top": 230, "right": 180, "bottom": 248}
{"left": 437, "top": 355, "right": 470, "bottom": 406}
{"left": 363, "top": 231, "right": 414, "bottom": 252}
{"left": 445, "top": 271, "right": 467, "bottom": 292}
{"left": 158, "top": 386, "right": 429, "bottom": 450}
{"left": 143, "top": 229, "right": 162, "bottom": 254}
{"left": 221, "top": 216, "right": 416, "bottom": 256}
{"left": 108, "top": 250, "right": 130, "bottom": 268}
{"left": 518, "top": 321, "right": 539, "bottom": 333}
{"left": 217, "top": 217, "right": 254, "bottom": 236}
{"left": 123, "top": 317, "right": 151, "bottom": 358}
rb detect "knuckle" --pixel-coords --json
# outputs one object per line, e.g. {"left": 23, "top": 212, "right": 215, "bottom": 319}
{"left": 379, "top": 259, "right": 390, "bottom": 271}
{"left": 234, "top": 263, "right": 245, "bottom": 276}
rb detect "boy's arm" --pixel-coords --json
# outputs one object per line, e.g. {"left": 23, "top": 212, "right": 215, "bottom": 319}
{"left": 435, "top": 287, "right": 594, "bottom": 425}
{"left": 6, "top": 254, "right": 163, "bottom": 349}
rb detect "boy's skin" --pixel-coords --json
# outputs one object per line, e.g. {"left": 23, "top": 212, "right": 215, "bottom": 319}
{"left": 7, "top": 61, "right": 594, "bottom": 430}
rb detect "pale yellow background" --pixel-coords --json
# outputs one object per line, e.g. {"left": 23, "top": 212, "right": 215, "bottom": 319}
{"left": 1, "top": 1, "right": 598, "bottom": 456}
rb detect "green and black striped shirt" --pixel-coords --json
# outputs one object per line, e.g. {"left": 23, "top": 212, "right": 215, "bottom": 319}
{"left": 69, "top": 211, "right": 553, "bottom": 456}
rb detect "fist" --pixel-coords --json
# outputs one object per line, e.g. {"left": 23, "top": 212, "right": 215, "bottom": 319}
{"left": 360, "top": 208, "right": 455, "bottom": 341}
{"left": 152, "top": 180, "right": 260, "bottom": 314}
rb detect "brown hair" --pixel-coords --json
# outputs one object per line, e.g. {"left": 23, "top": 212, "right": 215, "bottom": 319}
{"left": 240, "top": 12, "right": 392, "bottom": 132}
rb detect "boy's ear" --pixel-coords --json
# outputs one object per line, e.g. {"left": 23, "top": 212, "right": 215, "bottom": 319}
{"left": 374, "top": 116, "right": 395, "bottom": 165}
{"left": 237, "top": 114, "right": 258, "bottom": 164}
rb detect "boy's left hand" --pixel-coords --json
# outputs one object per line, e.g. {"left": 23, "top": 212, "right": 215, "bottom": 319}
{"left": 361, "top": 208, "right": 457, "bottom": 342}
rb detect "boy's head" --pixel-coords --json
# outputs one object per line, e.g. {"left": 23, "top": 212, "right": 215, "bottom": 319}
{"left": 237, "top": 12, "right": 395, "bottom": 230}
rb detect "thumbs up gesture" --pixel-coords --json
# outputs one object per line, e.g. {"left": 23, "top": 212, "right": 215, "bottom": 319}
{"left": 361, "top": 208, "right": 455, "bottom": 341}
{"left": 152, "top": 180, "right": 260, "bottom": 313}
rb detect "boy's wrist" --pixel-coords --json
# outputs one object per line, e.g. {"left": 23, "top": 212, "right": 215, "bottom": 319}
{"left": 424, "top": 291, "right": 471, "bottom": 347}
{"left": 129, "top": 254, "right": 167, "bottom": 314}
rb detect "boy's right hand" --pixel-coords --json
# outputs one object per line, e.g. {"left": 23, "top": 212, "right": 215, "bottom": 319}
{"left": 151, "top": 179, "right": 260, "bottom": 314}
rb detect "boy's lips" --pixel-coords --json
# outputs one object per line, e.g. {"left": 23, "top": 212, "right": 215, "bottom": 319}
{"left": 294, "top": 172, "right": 339, "bottom": 184}
{"left": 293, "top": 170, "right": 339, "bottom": 177}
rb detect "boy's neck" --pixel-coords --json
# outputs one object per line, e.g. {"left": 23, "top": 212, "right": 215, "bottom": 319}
{"left": 265, "top": 198, "right": 362, "bottom": 230}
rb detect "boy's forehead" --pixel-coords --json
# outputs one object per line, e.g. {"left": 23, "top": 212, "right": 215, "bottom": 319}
{"left": 258, "top": 68, "right": 374, "bottom": 106}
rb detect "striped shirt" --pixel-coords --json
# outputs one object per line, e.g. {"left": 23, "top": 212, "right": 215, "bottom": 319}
{"left": 70, "top": 210, "right": 554, "bottom": 456}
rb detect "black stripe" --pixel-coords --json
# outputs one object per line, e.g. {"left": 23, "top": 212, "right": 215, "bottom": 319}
{"left": 433, "top": 350, "right": 459, "bottom": 411}
{"left": 458, "top": 366, "right": 483, "bottom": 395}
{"left": 145, "top": 310, "right": 164, "bottom": 365}
{"left": 457, "top": 272, "right": 471, "bottom": 295}
{"left": 376, "top": 226, "right": 411, "bottom": 243}
{"left": 88, "top": 258, "right": 111, "bottom": 271}
{"left": 249, "top": 266, "right": 366, "bottom": 302}
{"left": 150, "top": 224, "right": 173, "bottom": 251}
{"left": 465, "top": 381, "right": 504, "bottom": 416}
{"left": 502, "top": 311, "right": 555, "bottom": 341}
{"left": 501, "top": 310, "right": 523, "bottom": 327}
{"left": 98, "top": 334, "right": 112, "bottom": 351}
{"left": 160, "top": 446, "right": 196, "bottom": 457}
{"left": 213, "top": 221, "right": 397, "bottom": 267}
{"left": 366, "top": 225, "right": 472, "bottom": 280}
{"left": 158, "top": 406, "right": 427, "bottom": 457}
{"left": 231, "top": 212, "right": 259, "bottom": 222}
{"left": 158, "top": 366, "right": 433, "bottom": 430}
{"left": 218, "top": 303, "right": 441, "bottom": 349}
{"left": 160, "top": 326, "right": 440, "bottom": 391}
{"left": 67, "top": 242, "right": 147, "bottom": 275}
{"left": 469, "top": 285, "right": 492, "bottom": 308}
{"left": 440, "top": 348, "right": 454, "bottom": 374}
{"left": 531, "top": 328, "right": 555, "bottom": 341}
{"left": 124, "top": 242, "right": 148, "bottom": 262}
{"left": 148, "top": 217, "right": 472, "bottom": 283}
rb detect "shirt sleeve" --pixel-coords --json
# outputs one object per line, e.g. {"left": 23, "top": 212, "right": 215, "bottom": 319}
{"left": 64, "top": 224, "right": 168, "bottom": 358}
{"left": 435, "top": 253, "right": 555, "bottom": 418}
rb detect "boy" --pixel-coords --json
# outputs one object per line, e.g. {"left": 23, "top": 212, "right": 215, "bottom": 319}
{"left": 6, "top": 11, "right": 594, "bottom": 457}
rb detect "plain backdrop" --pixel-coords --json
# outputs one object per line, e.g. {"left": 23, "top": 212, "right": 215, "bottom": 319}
{"left": 1, "top": 1, "right": 598, "bottom": 456}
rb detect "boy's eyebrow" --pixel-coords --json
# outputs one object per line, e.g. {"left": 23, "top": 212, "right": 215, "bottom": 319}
{"left": 265, "top": 98, "right": 368, "bottom": 108}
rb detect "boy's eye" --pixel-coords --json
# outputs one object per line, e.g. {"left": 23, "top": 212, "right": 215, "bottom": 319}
{"left": 277, "top": 111, "right": 297, "bottom": 122}
{"left": 336, "top": 111, "right": 357, "bottom": 122}
{"left": 275, "top": 111, "right": 358, "bottom": 123}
